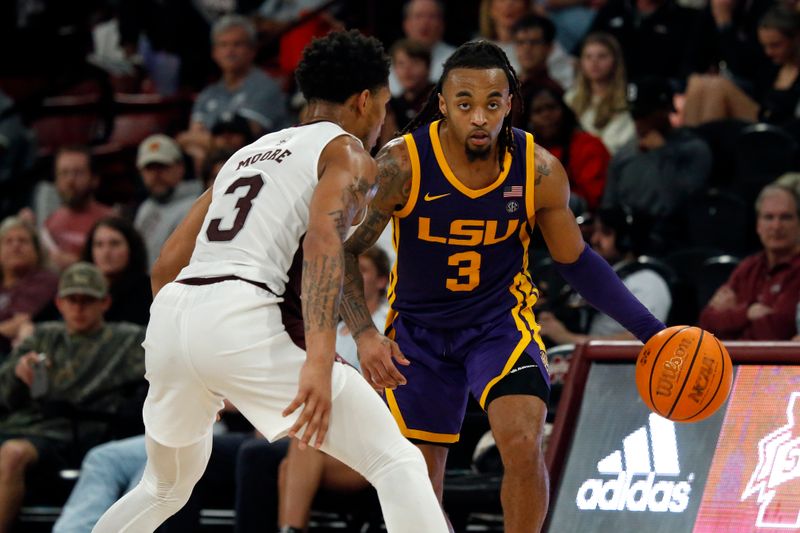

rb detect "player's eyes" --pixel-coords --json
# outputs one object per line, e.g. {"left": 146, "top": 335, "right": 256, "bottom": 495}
{"left": 488, "top": 102, "right": 500, "bottom": 110}
{"left": 457, "top": 103, "right": 470, "bottom": 110}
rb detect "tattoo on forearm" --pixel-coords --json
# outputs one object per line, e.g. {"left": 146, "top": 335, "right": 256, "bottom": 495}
{"left": 328, "top": 209, "right": 347, "bottom": 239}
{"left": 339, "top": 249, "right": 375, "bottom": 338}
{"left": 302, "top": 253, "right": 344, "bottom": 333}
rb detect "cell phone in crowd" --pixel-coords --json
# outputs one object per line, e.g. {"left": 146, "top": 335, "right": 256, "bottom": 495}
{"left": 30, "top": 353, "right": 48, "bottom": 399}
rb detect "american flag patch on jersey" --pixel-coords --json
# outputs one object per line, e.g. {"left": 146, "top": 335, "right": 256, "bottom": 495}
{"left": 503, "top": 185, "right": 523, "bottom": 198}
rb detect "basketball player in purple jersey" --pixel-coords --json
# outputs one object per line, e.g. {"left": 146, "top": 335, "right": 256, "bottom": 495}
{"left": 340, "top": 40, "right": 666, "bottom": 532}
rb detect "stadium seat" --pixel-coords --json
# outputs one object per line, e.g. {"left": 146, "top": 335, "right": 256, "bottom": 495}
{"left": 695, "top": 255, "right": 741, "bottom": 311}
{"left": 106, "top": 93, "right": 191, "bottom": 149}
{"left": 683, "top": 188, "right": 754, "bottom": 256}
{"left": 732, "top": 123, "right": 799, "bottom": 202}
{"left": 29, "top": 94, "right": 110, "bottom": 156}
{"left": 691, "top": 118, "right": 750, "bottom": 188}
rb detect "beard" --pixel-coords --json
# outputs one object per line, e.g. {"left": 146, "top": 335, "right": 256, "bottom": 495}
{"left": 62, "top": 190, "right": 92, "bottom": 210}
{"left": 464, "top": 142, "right": 491, "bottom": 162}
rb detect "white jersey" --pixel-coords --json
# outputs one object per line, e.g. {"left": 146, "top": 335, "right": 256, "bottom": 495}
{"left": 177, "top": 121, "right": 360, "bottom": 294}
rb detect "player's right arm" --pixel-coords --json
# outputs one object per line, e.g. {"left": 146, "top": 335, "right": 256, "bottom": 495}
{"left": 283, "top": 137, "right": 377, "bottom": 448}
{"left": 340, "top": 137, "right": 413, "bottom": 390}
{"left": 151, "top": 189, "right": 213, "bottom": 296}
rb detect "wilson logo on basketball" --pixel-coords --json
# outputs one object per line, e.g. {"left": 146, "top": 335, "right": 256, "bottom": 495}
{"left": 688, "top": 356, "right": 716, "bottom": 404}
{"left": 655, "top": 338, "right": 691, "bottom": 398}
{"left": 576, "top": 414, "right": 694, "bottom": 513}
{"left": 741, "top": 392, "right": 800, "bottom": 529}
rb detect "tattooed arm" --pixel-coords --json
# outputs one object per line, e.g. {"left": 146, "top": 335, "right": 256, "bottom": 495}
{"left": 533, "top": 144, "right": 585, "bottom": 263}
{"left": 339, "top": 138, "right": 413, "bottom": 389}
{"left": 284, "top": 136, "right": 377, "bottom": 448}
{"left": 340, "top": 138, "right": 412, "bottom": 337}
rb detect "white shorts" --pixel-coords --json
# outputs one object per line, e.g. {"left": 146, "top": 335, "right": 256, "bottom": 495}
{"left": 142, "top": 279, "right": 347, "bottom": 448}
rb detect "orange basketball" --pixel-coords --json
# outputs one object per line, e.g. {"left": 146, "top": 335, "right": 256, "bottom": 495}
{"left": 635, "top": 325, "right": 733, "bottom": 423}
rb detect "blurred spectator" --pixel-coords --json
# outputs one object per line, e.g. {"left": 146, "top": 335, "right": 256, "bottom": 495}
{"left": 42, "top": 146, "right": 115, "bottom": 271}
{"left": 186, "top": 112, "right": 255, "bottom": 177}
{"left": 538, "top": 206, "right": 671, "bottom": 343}
{"left": 388, "top": 0, "right": 456, "bottom": 96}
{"left": 117, "top": 0, "right": 235, "bottom": 92}
{"left": 683, "top": 5, "right": 800, "bottom": 127}
{"left": 479, "top": 0, "right": 575, "bottom": 90}
{"left": 589, "top": 0, "right": 698, "bottom": 85}
{"left": 565, "top": 32, "right": 635, "bottom": 154}
{"left": 202, "top": 149, "right": 236, "bottom": 191}
{"left": 179, "top": 15, "right": 287, "bottom": 160}
{"left": 133, "top": 134, "right": 201, "bottom": 271}
{"left": 0, "top": 262, "right": 145, "bottom": 531}
{"left": 602, "top": 76, "right": 711, "bottom": 220}
{"left": 541, "top": 0, "right": 599, "bottom": 55}
{"left": 776, "top": 172, "right": 800, "bottom": 198}
{"left": 82, "top": 217, "right": 151, "bottom": 326}
{"left": 0, "top": 217, "right": 58, "bottom": 355}
{"left": 0, "top": 90, "right": 36, "bottom": 220}
{"left": 211, "top": 113, "right": 256, "bottom": 152}
{"left": 380, "top": 39, "right": 435, "bottom": 146}
{"left": 688, "top": 0, "right": 772, "bottom": 96}
{"left": 512, "top": 13, "right": 565, "bottom": 118}
{"left": 700, "top": 185, "right": 800, "bottom": 340}
{"left": 335, "top": 247, "right": 391, "bottom": 370}
{"left": 526, "top": 87, "right": 610, "bottom": 211}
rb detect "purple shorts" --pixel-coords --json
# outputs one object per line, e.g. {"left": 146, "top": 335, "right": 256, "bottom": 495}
{"left": 384, "top": 309, "right": 549, "bottom": 444}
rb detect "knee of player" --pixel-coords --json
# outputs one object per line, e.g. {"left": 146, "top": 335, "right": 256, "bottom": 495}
{"left": 364, "top": 439, "right": 426, "bottom": 481}
{"left": 496, "top": 431, "right": 544, "bottom": 471}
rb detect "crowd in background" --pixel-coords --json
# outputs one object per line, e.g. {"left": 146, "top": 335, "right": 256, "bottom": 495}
{"left": 0, "top": 0, "right": 800, "bottom": 530}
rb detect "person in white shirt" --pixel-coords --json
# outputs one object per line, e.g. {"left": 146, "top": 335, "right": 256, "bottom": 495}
{"left": 388, "top": 0, "right": 455, "bottom": 96}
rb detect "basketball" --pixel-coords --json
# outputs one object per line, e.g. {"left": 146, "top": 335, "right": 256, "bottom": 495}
{"left": 635, "top": 326, "right": 733, "bottom": 423}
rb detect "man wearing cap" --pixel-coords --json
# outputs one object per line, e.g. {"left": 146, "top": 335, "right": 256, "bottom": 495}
{"left": 0, "top": 262, "right": 145, "bottom": 531}
{"left": 602, "top": 76, "right": 712, "bottom": 224}
{"left": 133, "top": 134, "right": 203, "bottom": 271}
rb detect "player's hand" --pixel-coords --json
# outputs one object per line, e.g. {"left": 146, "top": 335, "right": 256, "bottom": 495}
{"left": 356, "top": 329, "right": 409, "bottom": 390}
{"left": 282, "top": 359, "right": 333, "bottom": 450}
{"left": 746, "top": 302, "right": 773, "bottom": 321}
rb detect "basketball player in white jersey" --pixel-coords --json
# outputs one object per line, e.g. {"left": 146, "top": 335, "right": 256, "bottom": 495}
{"left": 93, "top": 30, "right": 448, "bottom": 533}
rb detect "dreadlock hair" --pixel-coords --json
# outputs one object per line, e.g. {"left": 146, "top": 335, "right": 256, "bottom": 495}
{"left": 401, "top": 40, "right": 522, "bottom": 170}
{"left": 295, "top": 30, "right": 390, "bottom": 104}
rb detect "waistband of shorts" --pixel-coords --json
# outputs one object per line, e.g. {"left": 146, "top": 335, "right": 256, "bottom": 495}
{"left": 177, "top": 275, "right": 280, "bottom": 297}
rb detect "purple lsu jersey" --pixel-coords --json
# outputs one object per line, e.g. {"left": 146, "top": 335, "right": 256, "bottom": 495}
{"left": 388, "top": 120, "right": 539, "bottom": 329}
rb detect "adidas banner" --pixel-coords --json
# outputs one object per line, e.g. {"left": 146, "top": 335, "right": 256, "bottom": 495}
{"left": 549, "top": 364, "right": 728, "bottom": 532}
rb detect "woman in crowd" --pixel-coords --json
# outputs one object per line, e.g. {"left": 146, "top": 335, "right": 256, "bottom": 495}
{"left": 527, "top": 86, "right": 610, "bottom": 211}
{"left": 0, "top": 216, "right": 58, "bottom": 354}
{"left": 683, "top": 5, "right": 800, "bottom": 127}
{"left": 82, "top": 216, "right": 151, "bottom": 325}
{"left": 565, "top": 32, "right": 635, "bottom": 154}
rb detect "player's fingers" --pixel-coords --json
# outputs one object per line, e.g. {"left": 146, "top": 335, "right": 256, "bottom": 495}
{"left": 282, "top": 393, "right": 306, "bottom": 418}
{"left": 303, "top": 406, "right": 324, "bottom": 449}
{"left": 390, "top": 342, "right": 410, "bottom": 366}
{"left": 288, "top": 400, "right": 315, "bottom": 445}
{"left": 382, "top": 356, "right": 407, "bottom": 387}
{"left": 314, "top": 407, "right": 331, "bottom": 449}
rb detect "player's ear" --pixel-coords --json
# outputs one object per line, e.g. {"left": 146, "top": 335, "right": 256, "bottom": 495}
{"left": 438, "top": 92, "right": 446, "bottom": 117}
{"left": 357, "top": 89, "right": 371, "bottom": 115}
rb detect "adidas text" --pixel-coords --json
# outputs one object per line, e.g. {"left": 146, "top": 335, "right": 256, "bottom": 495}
{"left": 576, "top": 472, "right": 692, "bottom": 512}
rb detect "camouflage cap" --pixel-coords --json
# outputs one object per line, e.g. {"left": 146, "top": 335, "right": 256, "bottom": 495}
{"left": 58, "top": 262, "right": 108, "bottom": 299}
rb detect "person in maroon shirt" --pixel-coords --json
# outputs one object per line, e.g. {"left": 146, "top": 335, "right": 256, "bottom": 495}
{"left": 43, "top": 146, "right": 115, "bottom": 271}
{"left": 526, "top": 86, "right": 610, "bottom": 211}
{"left": 0, "top": 217, "right": 59, "bottom": 354}
{"left": 700, "top": 184, "right": 800, "bottom": 340}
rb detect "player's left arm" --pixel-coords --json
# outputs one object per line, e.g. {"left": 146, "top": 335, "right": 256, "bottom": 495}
{"left": 533, "top": 145, "right": 665, "bottom": 343}
{"left": 151, "top": 188, "right": 213, "bottom": 296}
